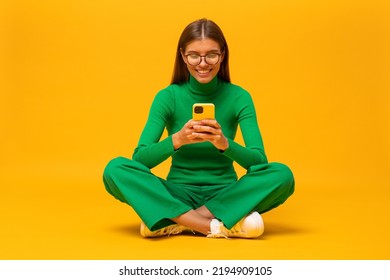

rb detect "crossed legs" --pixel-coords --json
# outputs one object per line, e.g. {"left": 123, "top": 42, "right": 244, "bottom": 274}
{"left": 171, "top": 206, "right": 215, "bottom": 235}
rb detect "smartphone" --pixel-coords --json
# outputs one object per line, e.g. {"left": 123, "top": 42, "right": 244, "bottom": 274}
{"left": 192, "top": 103, "right": 215, "bottom": 120}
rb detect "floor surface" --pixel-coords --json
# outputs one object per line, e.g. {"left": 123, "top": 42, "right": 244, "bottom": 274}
{"left": 1, "top": 161, "right": 389, "bottom": 260}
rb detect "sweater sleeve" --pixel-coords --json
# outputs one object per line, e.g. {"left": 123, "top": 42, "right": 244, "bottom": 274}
{"left": 132, "top": 89, "right": 176, "bottom": 169}
{"left": 222, "top": 90, "right": 268, "bottom": 169}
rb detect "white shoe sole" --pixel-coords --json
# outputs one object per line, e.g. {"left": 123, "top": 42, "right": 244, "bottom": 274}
{"left": 241, "top": 212, "right": 264, "bottom": 238}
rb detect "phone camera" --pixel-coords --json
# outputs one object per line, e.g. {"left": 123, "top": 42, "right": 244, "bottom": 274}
{"left": 194, "top": 106, "right": 204, "bottom": 114}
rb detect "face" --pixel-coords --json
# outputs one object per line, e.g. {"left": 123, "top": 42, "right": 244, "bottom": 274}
{"left": 181, "top": 38, "right": 224, "bottom": 84}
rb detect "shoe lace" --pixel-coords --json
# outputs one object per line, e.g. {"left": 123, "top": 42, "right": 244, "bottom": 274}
{"left": 159, "top": 225, "right": 192, "bottom": 237}
{"left": 167, "top": 226, "right": 184, "bottom": 237}
{"left": 206, "top": 232, "right": 229, "bottom": 239}
{"left": 207, "top": 222, "right": 245, "bottom": 239}
{"left": 228, "top": 223, "right": 245, "bottom": 234}
{"left": 153, "top": 226, "right": 179, "bottom": 237}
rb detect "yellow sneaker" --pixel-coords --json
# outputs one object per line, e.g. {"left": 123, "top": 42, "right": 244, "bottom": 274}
{"left": 207, "top": 212, "right": 264, "bottom": 238}
{"left": 140, "top": 222, "right": 187, "bottom": 238}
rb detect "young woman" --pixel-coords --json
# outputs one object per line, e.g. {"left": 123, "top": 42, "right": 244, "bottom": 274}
{"left": 103, "top": 18, "right": 294, "bottom": 238}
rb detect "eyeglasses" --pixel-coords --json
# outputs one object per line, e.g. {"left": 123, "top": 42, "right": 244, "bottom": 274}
{"left": 184, "top": 53, "right": 222, "bottom": 66}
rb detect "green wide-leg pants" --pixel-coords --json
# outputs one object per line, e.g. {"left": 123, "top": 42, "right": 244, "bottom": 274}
{"left": 103, "top": 157, "right": 294, "bottom": 231}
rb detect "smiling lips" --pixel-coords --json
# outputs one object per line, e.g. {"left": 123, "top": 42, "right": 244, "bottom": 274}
{"left": 196, "top": 69, "right": 212, "bottom": 75}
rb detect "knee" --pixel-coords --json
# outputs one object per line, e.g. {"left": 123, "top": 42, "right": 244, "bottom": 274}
{"left": 103, "top": 156, "right": 127, "bottom": 180}
{"left": 103, "top": 157, "right": 133, "bottom": 202}
{"left": 103, "top": 156, "right": 150, "bottom": 180}
{"left": 269, "top": 162, "right": 295, "bottom": 190}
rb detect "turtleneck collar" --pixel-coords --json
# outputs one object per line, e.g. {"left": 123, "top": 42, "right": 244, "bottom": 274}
{"left": 186, "top": 75, "right": 223, "bottom": 100}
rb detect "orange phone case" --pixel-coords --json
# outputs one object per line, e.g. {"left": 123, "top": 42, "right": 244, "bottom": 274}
{"left": 192, "top": 103, "right": 215, "bottom": 120}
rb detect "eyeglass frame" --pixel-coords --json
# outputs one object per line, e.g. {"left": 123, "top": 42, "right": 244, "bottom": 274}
{"left": 183, "top": 52, "right": 223, "bottom": 66}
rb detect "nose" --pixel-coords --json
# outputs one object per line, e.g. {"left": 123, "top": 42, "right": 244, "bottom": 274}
{"left": 199, "top": 56, "right": 208, "bottom": 67}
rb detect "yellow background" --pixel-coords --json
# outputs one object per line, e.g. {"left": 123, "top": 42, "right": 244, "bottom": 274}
{"left": 1, "top": 0, "right": 389, "bottom": 259}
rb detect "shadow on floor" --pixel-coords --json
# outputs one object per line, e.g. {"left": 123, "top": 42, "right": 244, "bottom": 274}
{"left": 262, "top": 222, "right": 308, "bottom": 238}
{"left": 109, "top": 223, "right": 140, "bottom": 236}
{"left": 108, "top": 221, "right": 308, "bottom": 240}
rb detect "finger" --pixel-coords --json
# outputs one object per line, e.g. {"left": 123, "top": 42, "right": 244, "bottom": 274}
{"left": 192, "top": 131, "right": 222, "bottom": 139}
{"left": 189, "top": 133, "right": 211, "bottom": 140}
{"left": 200, "top": 119, "right": 220, "bottom": 129}
{"left": 187, "top": 120, "right": 202, "bottom": 128}
{"left": 185, "top": 120, "right": 194, "bottom": 128}
{"left": 187, "top": 133, "right": 208, "bottom": 142}
{"left": 193, "top": 125, "right": 213, "bottom": 134}
{"left": 194, "top": 125, "right": 222, "bottom": 135}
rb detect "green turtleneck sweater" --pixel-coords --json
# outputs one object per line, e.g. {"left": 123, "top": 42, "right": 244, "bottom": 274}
{"left": 133, "top": 75, "right": 268, "bottom": 186}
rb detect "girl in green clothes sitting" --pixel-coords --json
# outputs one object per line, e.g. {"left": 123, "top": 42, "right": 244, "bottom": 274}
{"left": 103, "top": 18, "right": 294, "bottom": 238}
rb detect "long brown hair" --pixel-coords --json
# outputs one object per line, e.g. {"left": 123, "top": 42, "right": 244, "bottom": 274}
{"left": 171, "top": 18, "right": 231, "bottom": 84}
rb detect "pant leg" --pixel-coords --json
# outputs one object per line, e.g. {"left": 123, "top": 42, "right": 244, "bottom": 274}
{"left": 205, "top": 162, "right": 295, "bottom": 229}
{"left": 103, "top": 156, "right": 192, "bottom": 231}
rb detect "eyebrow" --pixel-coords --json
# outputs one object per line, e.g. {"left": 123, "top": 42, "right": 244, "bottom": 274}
{"left": 185, "top": 49, "right": 221, "bottom": 54}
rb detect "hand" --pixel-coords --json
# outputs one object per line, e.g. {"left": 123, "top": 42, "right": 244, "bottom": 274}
{"left": 172, "top": 119, "right": 229, "bottom": 151}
